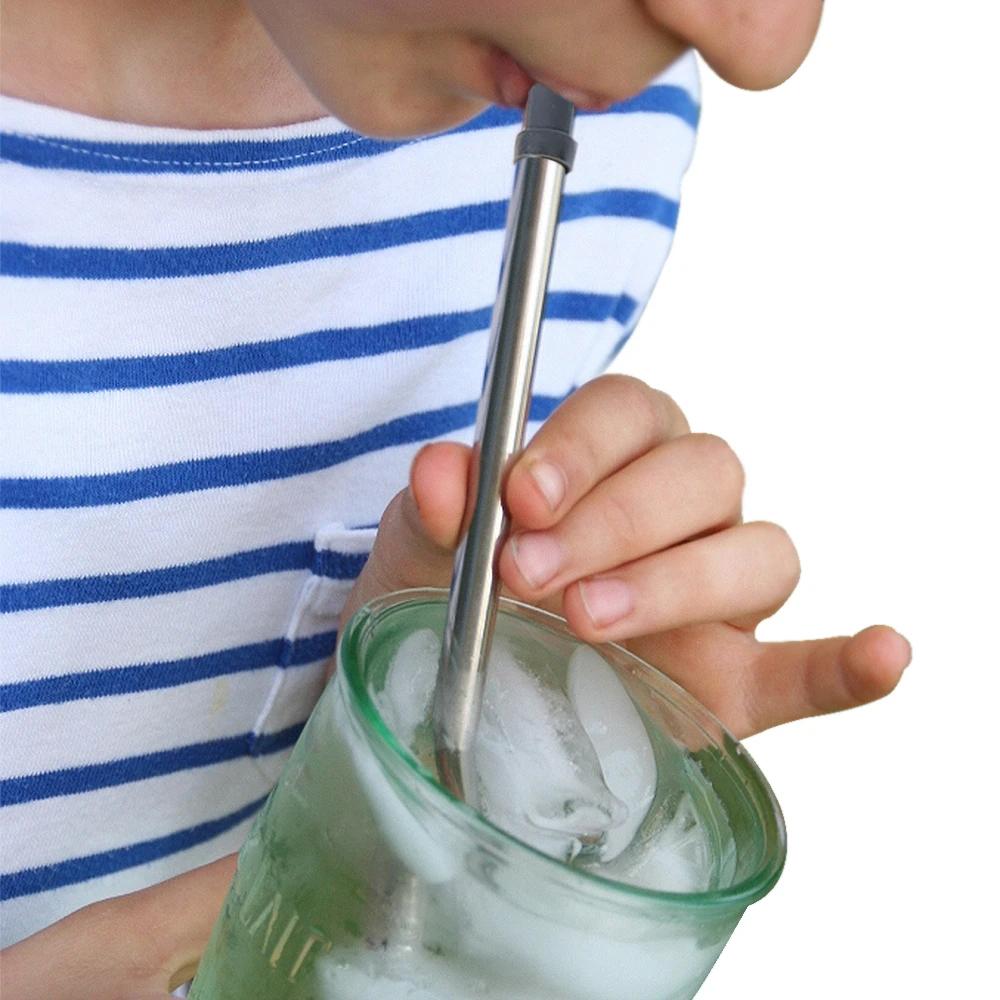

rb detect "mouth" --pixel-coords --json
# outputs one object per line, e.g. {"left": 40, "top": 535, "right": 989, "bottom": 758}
{"left": 494, "top": 49, "right": 614, "bottom": 112}
{"left": 487, "top": 46, "right": 535, "bottom": 109}
{"left": 479, "top": 46, "right": 613, "bottom": 114}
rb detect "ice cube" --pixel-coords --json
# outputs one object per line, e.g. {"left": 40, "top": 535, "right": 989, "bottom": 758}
{"left": 375, "top": 627, "right": 440, "bottom": 748}
{"left": 338, "top": 671, "right": 458, "bottom": 885}
{"left": 474, "top": 640, "right": 627, "bottom": 861}
{"left": 317, "top": 948, "right": 486, "bottom": 1000}
{"left": 600, "top": 792, "right": 713, "bottom": 894}
{"left": 566, "top": 645, "right": 656, "bottom": 862}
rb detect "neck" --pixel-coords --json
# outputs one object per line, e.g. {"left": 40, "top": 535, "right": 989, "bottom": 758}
{"left": 0, "top": 0, "right": 326, "bottom": 128}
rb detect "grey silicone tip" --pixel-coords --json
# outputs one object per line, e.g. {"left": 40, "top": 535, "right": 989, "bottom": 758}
{"left": 514, "top": 84, "right": 577, "bottom": 171}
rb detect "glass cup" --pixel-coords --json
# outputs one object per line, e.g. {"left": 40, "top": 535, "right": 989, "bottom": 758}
{"left": 189, "top": 589, "right": 786, "bottom": 1000}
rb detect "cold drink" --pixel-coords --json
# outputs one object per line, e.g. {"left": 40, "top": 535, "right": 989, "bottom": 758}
{"left": 189, "top": 590, "right": 784, "bottom": 999}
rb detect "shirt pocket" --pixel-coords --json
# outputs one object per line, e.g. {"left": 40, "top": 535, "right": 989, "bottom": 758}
{"left": 248, "top": 522, "right": 376, "bottom": 784}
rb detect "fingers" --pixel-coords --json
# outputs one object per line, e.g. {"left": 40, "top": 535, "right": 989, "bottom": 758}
{"left": 410, "top": 441, "right": 473, "bottom": 550}
{"left": 501, "top": 433, "right": 742, "bottom": 596}
{"left": 742, "top": 625, "right": 912, "bottom": 736}
{"left": 338, "top": 443, "right": 470, "bottom": 636}
{"left": 506, "top": 374, "right": 689, "bottom": 530}
{"left": 625, "top": 623, "right": 912, "bottom": 740}
{"left": 560, "top": 521, "right": 800, "bottom": 643}
{"left": 373, "top": 441, "right": 471, "bottom": 589}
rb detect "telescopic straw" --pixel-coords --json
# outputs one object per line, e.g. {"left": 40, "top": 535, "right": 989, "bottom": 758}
{"left": 433, "top": 85, "right": 578, "bottom": 804}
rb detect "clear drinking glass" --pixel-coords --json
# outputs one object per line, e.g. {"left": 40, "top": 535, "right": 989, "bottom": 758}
{"left": 189, "top": 589, "right": 786, "bottom": 1000}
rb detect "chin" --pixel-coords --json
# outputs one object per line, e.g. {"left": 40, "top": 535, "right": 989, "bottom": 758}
{"left": 328, "top": 89, "right": 490, "bottom": 139}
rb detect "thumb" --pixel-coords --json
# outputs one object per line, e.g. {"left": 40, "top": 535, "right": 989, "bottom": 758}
{"left": 340, "top": 443, "right": 471, "bottom": 629}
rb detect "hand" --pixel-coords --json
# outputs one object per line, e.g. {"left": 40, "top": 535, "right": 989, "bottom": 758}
{"left": 248, "top": 0, "right": 824, "bottom": 137}
{"left": 0, "top": 854, "right": 236, "bottom": 1000}
{"left": 343, "top": 375, "right": 910, "bottom": 739}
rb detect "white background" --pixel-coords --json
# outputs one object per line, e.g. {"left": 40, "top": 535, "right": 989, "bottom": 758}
{"left": 613, "top": 3, "right": 997, "bottom": 996}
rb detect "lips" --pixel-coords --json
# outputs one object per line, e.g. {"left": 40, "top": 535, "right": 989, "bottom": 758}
{"left": 489, "top": 47, "right": 535, "bottom": 108}
{"left": 488, "top": 46, "right": 612, "bottom": 112}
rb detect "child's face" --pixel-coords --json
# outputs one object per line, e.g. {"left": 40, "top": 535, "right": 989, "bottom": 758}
{"left": 250, "top": 0, "right": 823, "bottom": 136}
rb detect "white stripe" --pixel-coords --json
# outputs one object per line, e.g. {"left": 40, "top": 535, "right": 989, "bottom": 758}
{"left": 0, "top": 303, "right": 639, "bottom": 477}
{"left": 0, "top": 803, "right": 257, "bottom": 946}
{"left": 0, "top": 452, "right": 419, "bottom": 584}
{"left": 1, "top": 214, "right": 668, "bottom": 362}
{"left": 0, "top": 232, "right": 502, "bottom": 361}
{"left": 2, "top": 676, "right": 278, "bottom": 777}
{"left": 0, "top": 112, "right": 694, "bottom": 247}
{"left": 2, "top": 573, "right": 309, "bottom": 679}
{"left": 0, "top": 51, "right": 697, "bottom": 950}
{"left": 1, "top": 332, "right": 490, "bottom": 477}
{"left": 0, "top": 128, "right": 516, "bottom": 247}
{"left": 0, "top": 662, "right": 328, "bottom": 777}
{"left": 0, "top": 758, "right": 270, "bottom": 874}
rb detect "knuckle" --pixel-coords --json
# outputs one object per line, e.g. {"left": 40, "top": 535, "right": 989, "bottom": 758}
{"left": 753, "top": 520, "right": 801, "bottom": 590}
{"left": 377, "top": 489, "right": 408, "bottom": 536}
{"left": 590, "top": 374, "right": 675, "bottom": 440}
{"left": 592, "top": 372, "right": 647, "bottom": 398}
{"left": 692, "top": 433, "right": 745, "bottom": 496}
{"left": 602, "top": 490, "right": 642, "bottom": 550}
{"left": 367, "top": 490, "right": 421, "bottom": 591}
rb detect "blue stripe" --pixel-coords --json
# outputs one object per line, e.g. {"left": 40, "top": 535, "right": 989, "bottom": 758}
{"left": 1, "top": 542, "right": 368, "bottom": 612}
{"left": 1, "top": 394, "right": 564, "bottom": 509}
{"left": 2, "top": 541, "right": 310, "bottom": 612}
{"left": 312, "top": 548, "right": 369, "bottom": 580}
{"left": 0, "top": 291, "right": 636, "bottom": 394}
{"left": 601, "top": 292, "right": 651, "bottom": 369}
{"left": 0, "top": 85, "right": 698, "bottom": 175}
{"left": 0, "top": 794, "right": 268, "bottom": 900}
{"left": 0, "top": 631, "right": 338, "bottom": 712}
{"left": 0, "top": 190, "right": 677, "bottom": 279}
{"left": 1, "top": 723, "right": 303, "bottom": 807}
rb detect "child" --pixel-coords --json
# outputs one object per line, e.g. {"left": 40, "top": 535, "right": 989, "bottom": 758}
{"left": 0, "top": 1, "right": 909, "bottom": 995}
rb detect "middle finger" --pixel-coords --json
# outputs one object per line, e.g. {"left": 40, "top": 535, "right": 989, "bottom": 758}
{"left": 505, "top": 374, "right": 689, "bottom": 531}
{"left": 500, "top": 432, "right": 743, "bottom": 598}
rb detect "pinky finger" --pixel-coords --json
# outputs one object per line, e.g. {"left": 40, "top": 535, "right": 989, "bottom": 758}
{"left": 736, "top": 626, "right": 913, "bottom": 737}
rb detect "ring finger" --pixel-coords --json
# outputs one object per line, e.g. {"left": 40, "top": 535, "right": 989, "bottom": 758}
{"left": 560, "top": 520, "right": 801, "bottom": 643}
{"left": 500, "top": 432, "right": 743, "bottom": 599}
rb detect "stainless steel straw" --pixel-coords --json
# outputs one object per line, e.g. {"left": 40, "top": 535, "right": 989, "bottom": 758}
{"left": 433, "top": 86, "right": 577, "bottom": 803}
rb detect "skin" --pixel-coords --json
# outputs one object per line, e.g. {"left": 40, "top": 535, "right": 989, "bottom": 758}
{"left": 342, "top": 375, "right": 910, "bottom": 741}
{"left": 0, "top": 3, "right": 910, "bottom": 996}
{"left": 1, "top": 0, "right": 823, "bottom": 133}
{"left": 245, "top": 0, "right": 826, "bottom": 135}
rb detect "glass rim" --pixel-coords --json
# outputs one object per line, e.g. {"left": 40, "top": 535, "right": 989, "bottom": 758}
{"left": 338, "top": 587, "right": 787, "bottom": 913}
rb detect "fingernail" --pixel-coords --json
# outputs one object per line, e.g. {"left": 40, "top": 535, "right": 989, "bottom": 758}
{"left": 510, "top": 532, "right": 563, "bottom": 589}
{"left": 579, "top": 578, "right": 633, "bottom": 628}
{"left": 529, "top": 461, "right": 566, "bottom": 511}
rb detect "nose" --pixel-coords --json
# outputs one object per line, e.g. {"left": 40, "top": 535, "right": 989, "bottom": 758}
{"left": 647, "top": 0, "right": 824, "bottom": 90}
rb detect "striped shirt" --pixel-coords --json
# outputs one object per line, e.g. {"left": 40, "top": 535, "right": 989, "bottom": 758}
{"left": 0, "top": 54, "right": 699, "bottom": 946}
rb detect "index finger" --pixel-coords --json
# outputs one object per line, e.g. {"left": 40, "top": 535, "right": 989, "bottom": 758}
{"left": 506, "top": 375, "right": 688, "bottom": 530}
